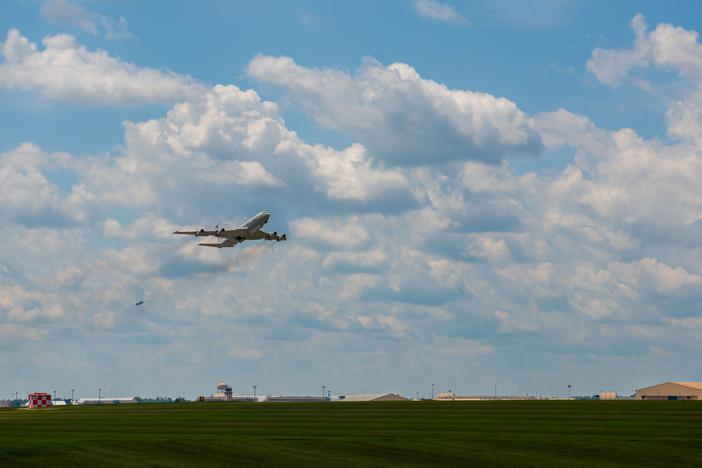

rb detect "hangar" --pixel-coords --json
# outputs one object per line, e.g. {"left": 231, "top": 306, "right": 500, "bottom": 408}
{"left": 635, "top": 382, "right": 702, "bottom": 400}
{"left": 337, "top": 393, "right": 407, "bottom": 402}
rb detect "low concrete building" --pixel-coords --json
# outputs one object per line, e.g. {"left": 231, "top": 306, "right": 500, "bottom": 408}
{"left": 228, "top": 395, "right": 259, "bottom": 402}
{"left": 436, "top": 392, "right": 536, "bottom": 401}
{"left": 635, "top": 382, "right": 702, "bottom": 400}
{"left": 598, "top": 391, "right": 617, "bottom": 400}
{"left": 200, "top": 396, "right": 257, "bottom": 402}
{"left": 337, "top": 393, "right": 407, "bottom": 402}
{"left": 266, "top": 396, "right": 329, "bottom": 402}
{"left": 76, "top": 397, "right": 138, "bottom": 404}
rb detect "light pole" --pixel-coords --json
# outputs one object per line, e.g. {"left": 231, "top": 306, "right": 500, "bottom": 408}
{"left": 431, "top": 383, "right": 434, "bottom": 400}
{"left": 98, "top": 387, "right": 101, "bottom": 403}
{"left": 322, "top": 385, "right": 326, "bottom": 399}
{"left": 568, "top": 384, "right": 572, "bottom": 399}
{"left": 71, "top": 389, "right": 75, "bottom": 402}
{"left": 253, "top": 385, "right": 257, "bottom": 400}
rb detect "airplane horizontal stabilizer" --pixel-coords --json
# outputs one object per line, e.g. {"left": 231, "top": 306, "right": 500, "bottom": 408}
{"left": 198, "top": 242, "right": 224, "bottom": 248}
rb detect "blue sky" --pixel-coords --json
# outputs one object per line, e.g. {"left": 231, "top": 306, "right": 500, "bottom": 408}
{"left": 2, "top": 0, "right": 702, "bottom": 400}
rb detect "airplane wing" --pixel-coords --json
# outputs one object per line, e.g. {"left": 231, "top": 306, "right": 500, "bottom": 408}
{"left": 198, "top": 238, "right": 243, "bottom": 248}
{"left": 172, "top": 228, "right": 249, "bottom": 238}
{"left": 249, "top": 229, "right": 287, "bottom": 241}
{"left": 173, "top": 229, "right": 218, "bottom": 236}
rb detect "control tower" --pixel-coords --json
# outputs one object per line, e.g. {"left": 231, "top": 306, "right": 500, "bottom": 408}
{"left": 215, "top": 382, "right": 233, "bottom": 401}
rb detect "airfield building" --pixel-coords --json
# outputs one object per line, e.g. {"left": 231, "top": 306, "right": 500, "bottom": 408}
{"left": 76, "top": 397, "right": 138, "bottom": 404}
{"left": 435, "top": 392, "right": 535, "bottom": 401}
{"left": 28, "top": 392, "right": 52, "bottom": 408}
{"left": 337, "top": 393, "right": 407, "bottom": 402}
{"left": 199, "top": 382, "right": 239, "bottom": 402}
{"left": 213, "top": 382, "right": 233, "bottom": 401}
{"left": 267, "top": 396, "right": 329, "bottom": 402}
{"left": 635, "top": 382, "right": 702, "bottom": 400}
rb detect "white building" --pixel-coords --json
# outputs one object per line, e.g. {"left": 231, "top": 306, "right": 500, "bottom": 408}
{"left": 76, "top": 397, "right": 138, "bottom": 404}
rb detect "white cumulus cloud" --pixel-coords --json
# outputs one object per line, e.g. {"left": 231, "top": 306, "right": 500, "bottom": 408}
{"left": 247, "top": 56, "right": 542, "bottom": 165}
{"left": 0, "top": 29, "right": 203, "bottom": 105}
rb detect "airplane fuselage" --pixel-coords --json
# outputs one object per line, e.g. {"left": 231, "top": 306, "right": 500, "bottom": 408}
{"left": 214, "top": 211, "right": 270, "bottom": 238}
{"left": 240, "top": 211, "right": 271, "bottom": 234}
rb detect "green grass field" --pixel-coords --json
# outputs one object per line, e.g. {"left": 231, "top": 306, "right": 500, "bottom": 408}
{"left": 2, "top": 401, "right": 702, "bottom": 467}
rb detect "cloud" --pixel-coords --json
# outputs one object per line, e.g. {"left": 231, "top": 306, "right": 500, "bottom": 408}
{"left": 291, "top": 217, "right": 370, "bottom": 248}
{"left": 588, "top": 14, "right": 702, "bottom": 87}
{"left": 304, "top": 143, "right": 414, "bottom": 206}
{"left": 0, "top": 29, "right": 202, "bottom": 105}
{"left": 247, "top": 56, "right": 542, "bottom": 165}
{"left": 196, "top": 160, "right": 284, "bottom": 187}
{"left": 74, "top": 83, "right": 415, "bottom": 214}
{"left": 0, "top": 283, "right": 65, "bottom": 322}
{"left": 41, "top": 0, "right": 134, "bottom": 40}
{"left": 103, "top": 217, "right": 175, "bottom": 240}
{"left": 7, "top": 13, "right": 702, "bottom": 396}
{"left": 467, "top": 0, "right": 580, "bottom": 29}
{"left": 586, "top": 14, "right": 702, "bottom": 149}
{"left": 465, "top": 235, "right": 511, "bottom": 263}
{"left": 322, "top": 249, "right": 388, "bottom": 273}
{"left": 412, "top": 0, "right": 468, "bottom": 25}
{"left": 0, "top": 324, "right": 47, "bottom": 341}
{"left": 0, "top": 143, "right": 95, "bottom": 227}
{"left": 611, "top": 258, "right": 702, "bottom": 311}
{"left": 298, "top": 11, "right": 319, "bottom": 29}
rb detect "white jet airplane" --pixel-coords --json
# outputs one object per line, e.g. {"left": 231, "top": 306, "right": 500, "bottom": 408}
{"left": 173, "top": 211, "right": 287, "bottom": 248}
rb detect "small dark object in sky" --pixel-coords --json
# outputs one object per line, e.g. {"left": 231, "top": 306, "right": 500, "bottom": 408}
{"left": 135, "top": 300, "right": 144, "bottom": 306}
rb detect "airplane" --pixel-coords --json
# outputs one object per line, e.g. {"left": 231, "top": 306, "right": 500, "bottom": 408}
{"left": 172, "top": 211, "right": 287, "bottom": 248}
{"left": 135, "top": 300, "right": 144, "bottom": 306}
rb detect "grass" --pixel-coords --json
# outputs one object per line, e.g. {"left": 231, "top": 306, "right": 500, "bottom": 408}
{"left": 1, "top": 400, "right": 702, "bottom": 466}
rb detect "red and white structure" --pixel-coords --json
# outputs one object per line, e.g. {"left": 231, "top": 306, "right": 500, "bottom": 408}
{"left": 28, "top": 392, "right": 52, "bottom": 408}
